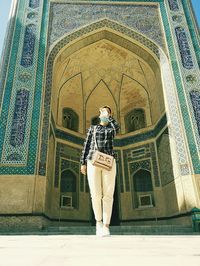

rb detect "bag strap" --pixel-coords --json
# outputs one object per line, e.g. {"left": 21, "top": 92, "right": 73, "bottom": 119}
{"left": 93, "top": 125, "right": 99, "bottom": 150}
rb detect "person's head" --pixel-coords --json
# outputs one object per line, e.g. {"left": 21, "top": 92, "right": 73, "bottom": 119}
{"left": 99, "top": 105, "right": 112, "bottom": 116}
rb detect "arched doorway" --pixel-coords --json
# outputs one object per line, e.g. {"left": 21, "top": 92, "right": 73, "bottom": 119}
{"left": 42, "top": 21, "right": 185, "bottom": 225}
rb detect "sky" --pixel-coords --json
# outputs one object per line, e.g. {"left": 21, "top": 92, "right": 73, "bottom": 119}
{"left": 0, "top": 0, "right": 199, "bottom": 57}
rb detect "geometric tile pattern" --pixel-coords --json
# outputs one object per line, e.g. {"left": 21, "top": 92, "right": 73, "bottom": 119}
{"left": 0, "top": 0, "right": 44, "bottom": 165}
{"left": 10, "top": 89, "right": 29, "bottom": 147}
{"left": 190, "top": 91, "right": 200, "bottom": 136}
{"left": 168, "top": 0, "right": 179, "bottom": 11}
{"left": 163, "top": 0, "right": 200, "bottom": 173}
{"left": 29, "top": 0, "right": 39, "bottom": 9}
{"left": 21, "top": 24, "right": 36, "bottom": 67}
{"left": 48, "top": 2, "right": 165, "bottom": 49}
{"left": 175, "top": 27, "right": 194, "bottom": 69}
{"left": 182, "top": 0, "right": 200, "bottom": 66}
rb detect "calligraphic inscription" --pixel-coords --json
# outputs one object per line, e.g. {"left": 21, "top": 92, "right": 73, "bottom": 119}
{"left": 168, "top": 0, "right": 179, "bottom": 11}
{"left": 175, "top": 27, "right": 194, "bottom": 69}
{"left": 21, "top": 24, "right": 36, "bottom": 68}
{"left": 190, "top": 91, "right": 200, "bottom": 136}
{"left": 10, "top": 89, "right": 29, "bottom": 147}
{"left": 29, "top": 0, "right": 39, "bottom": 9}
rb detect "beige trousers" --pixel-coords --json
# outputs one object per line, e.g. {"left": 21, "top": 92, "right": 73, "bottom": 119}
{"left": 87, "top": 159, "right": 116, "bottom": 225}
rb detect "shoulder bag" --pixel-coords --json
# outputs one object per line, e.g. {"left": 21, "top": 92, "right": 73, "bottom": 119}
{"left": 91, "top": 126, "right": 114, "bottom": 171}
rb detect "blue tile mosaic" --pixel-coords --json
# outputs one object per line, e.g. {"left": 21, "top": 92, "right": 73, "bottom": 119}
{"left": 182, "top": 0, "right": 200, "bottom": 67}
{"left": 159, "top": 2, "right": 200, "bottom": 174}
{"left": 190, "top": 91, "right": 200, "bottom": 136}
{"left": 21, "top": 24, "right": 36, "bottom": 68}
{"left": 175, "top": 27, "right": 194, "bottom": 70}
{"left": 0, "top": 0, "right": 48, "bottom": 174}
{"left": 10, "top": 89, "right": 29, "bottom": 147}
{"left": 29, "top": 0, "right": 39, "bottom": 9}
{"left": 49, "top": 3, "right": 165, "bottom": 48}
{"left": 168, "top": 0, "right": 179, "bottom": 11}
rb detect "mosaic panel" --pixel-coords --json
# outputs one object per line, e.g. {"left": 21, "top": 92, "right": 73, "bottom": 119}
{"left": 168, "top": 0, "right": 179, "bottom": 11}
{"left": 182, "top": 0, "right": 200, "bottom": 66}
{"left": 0, "top": 0, "right": 47, "bottom": 170}
{"left": 175, "top": 27, "right": 194, "bottom": 70}
{"left": 49, "top": 3, "right": 165, "bottom": 49}
{"left": 190, "top": 91, "right": 200, "bottom": 136}
{"left": 29, "top": 0, "right": 39, "bottom": 9}
{"left": 1, "top": 0, "right": 42, "bottom": 165}
{"left": 21, "top": 24, "right": 36, "bottom": 68}
{"left": 129, "top": 159, "right": 151, "bottom": 174}
{"left": 10, "top": 89, "right": 29, "bottom": 147}
{"left": 162, "top": 0, "right": 200, "bottom": 173}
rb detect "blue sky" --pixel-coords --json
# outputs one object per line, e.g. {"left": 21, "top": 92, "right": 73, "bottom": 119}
{"left": 0, "top": 0, "right": 199, "bottom": 57}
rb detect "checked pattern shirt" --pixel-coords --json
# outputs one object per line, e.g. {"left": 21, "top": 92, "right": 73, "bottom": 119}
{"left": 80, "top": 117, "right": 120, "bottom": 165}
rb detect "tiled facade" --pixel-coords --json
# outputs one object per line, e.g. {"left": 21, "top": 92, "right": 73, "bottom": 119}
{"left": 0, "top": 0, "right": 200, "bottom": 227}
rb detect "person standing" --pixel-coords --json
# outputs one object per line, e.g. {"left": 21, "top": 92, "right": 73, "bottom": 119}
{"left": 80, "top": 106, "right": 120, "bottom": 237}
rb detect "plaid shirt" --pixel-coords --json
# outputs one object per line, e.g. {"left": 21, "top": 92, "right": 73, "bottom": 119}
{"left": 80, "top": 117, "right": 120, "bottom": 165}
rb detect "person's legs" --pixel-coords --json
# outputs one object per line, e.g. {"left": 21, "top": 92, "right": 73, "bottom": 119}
{"left": 102, "top": 159, "right": 116, "bottom": 227}
{"left": 87, "top": 160, "right": 103, "bottom": 223}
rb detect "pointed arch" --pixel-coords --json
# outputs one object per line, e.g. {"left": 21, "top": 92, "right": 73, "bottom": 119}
{"left": 40, "top": 18, "right": 185, "bottom": 181}
{"left": 85, "top": 79, "right": 117, "bottom": 129}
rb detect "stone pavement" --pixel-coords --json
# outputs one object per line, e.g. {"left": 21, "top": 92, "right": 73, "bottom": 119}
{"left": 0, "top": 235, "right": 200, "bottom": 266}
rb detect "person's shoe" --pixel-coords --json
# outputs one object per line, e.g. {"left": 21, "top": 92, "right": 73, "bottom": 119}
{"left": 102, "top": 225, "right": 111, "bottom": 237}
{"left": 96, "top": 221, "right": 103, "bottom": 236}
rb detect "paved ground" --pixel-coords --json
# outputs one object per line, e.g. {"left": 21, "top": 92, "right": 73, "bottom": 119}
{"left": 0, "top": 235, "right": 200, "bottom": 266}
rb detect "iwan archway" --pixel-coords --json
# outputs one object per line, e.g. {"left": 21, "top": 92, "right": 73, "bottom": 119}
{"left": 41, "top": 20, "right": 195, "bottom": 226}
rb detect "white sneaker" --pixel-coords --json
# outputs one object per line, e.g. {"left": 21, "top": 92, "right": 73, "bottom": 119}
{"left": 96, "top": 221, "right": 103, "bottom": 236}
{"left": 102, "top": 226, "right": 110, "bottom": 237}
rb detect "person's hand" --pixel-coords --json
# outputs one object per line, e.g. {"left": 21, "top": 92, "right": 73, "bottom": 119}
{"left": 81, "top": 165, "right": 87, "bottom": 175}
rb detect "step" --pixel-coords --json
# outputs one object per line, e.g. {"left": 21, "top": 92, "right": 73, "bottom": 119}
{"left": 44, "top": 225, "right": 196, "bottom": 234}
{"left": 0, "top": 225, "right": 199, "bottom": 235}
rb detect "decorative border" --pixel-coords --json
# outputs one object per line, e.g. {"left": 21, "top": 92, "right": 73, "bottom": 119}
{"left": 161, "top": 0, "right": 200, "bottom": 173}
{"left": 182, "top": 0, "right": 200, "bottom": 66}
{"left": 0, "top": 0, "right": 43, "bottom": 165}
{"left": 0, "top": 0, "right": 49, "bottom": 173}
